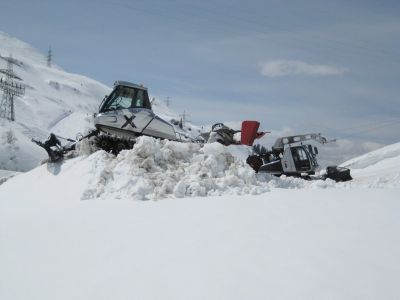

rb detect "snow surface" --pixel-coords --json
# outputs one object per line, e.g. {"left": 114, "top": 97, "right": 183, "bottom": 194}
{"left": 334, "top": 142, "right": 400, "bottom": 188}
{"left": 342, "top": 141, "right": 400, "bottom": 169}
{"left": 0, "top": 169, "right": 19, "bottom": 185}
{"left": 1, "top": 140, "right": 400, "bottom": 299}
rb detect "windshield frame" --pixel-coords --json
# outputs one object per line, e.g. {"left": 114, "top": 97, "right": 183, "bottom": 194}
{"left": 99, "top": 85, "right": 152, "bottom": 112}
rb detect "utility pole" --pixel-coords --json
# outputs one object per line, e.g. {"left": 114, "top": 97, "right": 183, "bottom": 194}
{"left": 47, "top": 46, "right": 52, "bottom": 67}
{"left": 0, "top": 55, "right": 25, "bottom": 121}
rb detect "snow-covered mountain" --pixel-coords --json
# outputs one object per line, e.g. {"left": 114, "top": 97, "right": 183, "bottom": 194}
{"left": 0, "top": 32, "right": 200, "bottom": 172}
{"left": 0, "top": 32, "right": 110, "bottom": 171}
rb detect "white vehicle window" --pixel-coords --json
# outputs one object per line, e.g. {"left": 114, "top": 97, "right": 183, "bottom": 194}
{"left": 101, "top": 86, "right": 152, "bottom": 112}
{"left": 297, "top": 148, "right": 308, "bottom": 161}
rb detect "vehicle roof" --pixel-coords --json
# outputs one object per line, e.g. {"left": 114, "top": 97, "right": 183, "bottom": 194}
{"left": 114, "top": 80, "right": 148, "bottom": 90}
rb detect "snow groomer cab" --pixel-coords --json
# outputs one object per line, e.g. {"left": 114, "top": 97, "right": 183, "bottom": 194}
{"left": 94, "top": 81, "right": 177, "bottom": 141}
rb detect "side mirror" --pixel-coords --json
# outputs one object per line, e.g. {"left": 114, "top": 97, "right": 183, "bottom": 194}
{"left": 314, "top": 147, "right": 318, "bottom": 155}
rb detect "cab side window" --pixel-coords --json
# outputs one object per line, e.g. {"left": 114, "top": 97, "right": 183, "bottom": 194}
{"left": 134, "top": 90, "right": 144, "bottom": 107}
{"left": 297, "top": 148, "right": 308, "bottom": 161}
{"left": 133, "top": 89, "right": 151, "bottom": 109}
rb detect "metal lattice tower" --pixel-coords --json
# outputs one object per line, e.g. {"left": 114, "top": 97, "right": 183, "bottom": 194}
{"left": 47, "top": 46, "right": 52, "bottom": 67}
{"left": 179, "top": 110, "right": 190, "bottom": 126}
{"left": 0, "top": 55, "right": 25, "bottom": 121}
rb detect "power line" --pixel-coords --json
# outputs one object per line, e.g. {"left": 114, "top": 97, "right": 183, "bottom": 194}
{"left": 338, "top": 118, "right": 400, "bottom": 139}
{"left": 109, "top": 1, "right": 400, "bottom": 64}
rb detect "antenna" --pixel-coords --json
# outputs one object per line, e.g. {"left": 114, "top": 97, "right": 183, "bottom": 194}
{"left": 0, "top": 54, "right": 25, "bottom": 121}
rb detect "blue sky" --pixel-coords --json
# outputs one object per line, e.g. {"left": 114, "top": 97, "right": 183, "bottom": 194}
{"left": 1, "top": 0, "right": 399, "bottom": 144}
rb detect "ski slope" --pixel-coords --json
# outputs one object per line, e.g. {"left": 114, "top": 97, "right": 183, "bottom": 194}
{"left": 1, "top": 140, "right": 399, "bottom": 300}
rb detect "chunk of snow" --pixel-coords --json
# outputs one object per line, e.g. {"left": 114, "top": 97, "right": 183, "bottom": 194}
{"left": 81, "top": 137, "right": 269, "bottom": 200}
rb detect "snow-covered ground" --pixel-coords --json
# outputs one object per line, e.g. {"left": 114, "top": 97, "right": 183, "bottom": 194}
{"left": 1, "top": 188, "right": 399, "bottom": 300}
{"left": 1, "top": 31, "right": 399, "bottom": 300}
{"left": 339, "top": 142, "right": 400, "bottom": 188}
{"left": 1, "top": 139, "right": 399, "bottom": 300}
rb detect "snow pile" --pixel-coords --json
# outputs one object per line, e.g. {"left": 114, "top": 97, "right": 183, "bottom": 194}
{"left": 342, "top": 141, "right": 400, "bottom": 169}
{"left": 339, "top": 141, "right": 400, "bottom": 188}
{"left": 82, "top": 137, "right": 269, "bottom": 200}
{"left": 0, "top": 169, "right": 19, "bottom": 185}
{"left": 4, "top": 136, "right": 400, "bottom": 202}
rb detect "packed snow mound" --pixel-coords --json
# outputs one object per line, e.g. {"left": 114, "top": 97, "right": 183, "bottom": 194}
{"left": 82, "top": 137, "right": 269, "bottom": 200}
{"left": 2, "top": 136, "right": 349, "bottom": 202}
{"left": 326, "top": 141, "right": 400, "bottom": 188}
{"left": 2, "top": 136, "right": 399, "bottom": 206}
{"left": 339, "top": 143, "right": 400, "bottom": 188}
{"left": 341, "top": 141, "right": 400, "bottom": 169}
{"left": 0, "top": 169, "right": 19, "bottom": 185}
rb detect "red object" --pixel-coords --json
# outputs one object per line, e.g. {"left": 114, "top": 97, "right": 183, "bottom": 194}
{"left": 241, "top": 121, "right": 260, "bottom": 146}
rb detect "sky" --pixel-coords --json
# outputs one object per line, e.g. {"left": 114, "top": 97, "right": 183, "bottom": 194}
{"left": 1, "top": 0, "right": 399, "bottom": 146}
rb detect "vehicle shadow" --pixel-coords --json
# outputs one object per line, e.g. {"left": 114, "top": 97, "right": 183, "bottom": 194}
{"left": 46, "top": 161, "right": 62, "bottom": 175}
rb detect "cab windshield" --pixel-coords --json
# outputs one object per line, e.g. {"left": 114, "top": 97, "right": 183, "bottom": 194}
{"left": 100, "top": 86, "right": 151, "bottom": 112}
{"left": 291, "top": 146, "right": 311, "bottom": 171}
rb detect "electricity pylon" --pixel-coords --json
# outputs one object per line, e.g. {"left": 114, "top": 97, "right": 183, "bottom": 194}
{"left": 0, "top": 55, "right": 25, "bottom": 121}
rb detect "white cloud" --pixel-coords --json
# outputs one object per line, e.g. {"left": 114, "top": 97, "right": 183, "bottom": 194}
{"left": 260, "top": 60, "right": 347, "bottom": 77}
